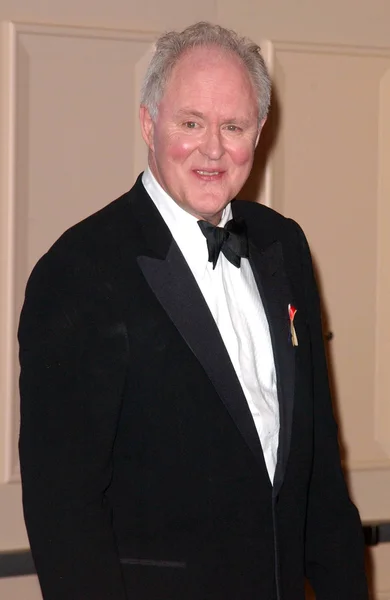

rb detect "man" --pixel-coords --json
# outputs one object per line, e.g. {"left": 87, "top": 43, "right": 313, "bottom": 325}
{"left": 18, "top": 22, "right": 368, "bottom": 600}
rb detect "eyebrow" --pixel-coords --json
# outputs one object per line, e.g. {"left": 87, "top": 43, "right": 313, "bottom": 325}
{"left": 175, "top": 109, "right": 206, "bottom": 119}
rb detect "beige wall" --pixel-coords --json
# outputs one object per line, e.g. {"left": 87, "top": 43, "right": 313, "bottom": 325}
{"left": 1, "top": 1, "right": 390, "bottom": 598}
{"left": 0, "top": 0, "right": 390, "bottom": 46}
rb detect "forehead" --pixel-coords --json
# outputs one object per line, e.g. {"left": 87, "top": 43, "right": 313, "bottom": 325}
{"left": 160, "top": 46, "right": 257, "bottom": 117}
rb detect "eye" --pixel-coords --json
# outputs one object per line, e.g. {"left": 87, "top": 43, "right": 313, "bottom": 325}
{"left": 225, "top": 124, "right": 242, "bottom": 132}
{"left": 184, "top": 121, "right": 198, "bottom": 129}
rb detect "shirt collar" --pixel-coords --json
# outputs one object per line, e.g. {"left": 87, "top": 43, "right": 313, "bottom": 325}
{"left": 142, "top": 167, "right": 232, "bottom": 279}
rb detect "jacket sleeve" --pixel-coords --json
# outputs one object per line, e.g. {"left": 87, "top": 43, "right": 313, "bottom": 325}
{"left": 18, "top": 245, "right": 129, "bottom": 600}
{"left": 292, "top": 221, "right": 369, "bottom": 599}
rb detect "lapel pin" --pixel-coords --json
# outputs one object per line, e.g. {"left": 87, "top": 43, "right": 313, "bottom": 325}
{"left": 288, "top": 304, "right": 298, "bottom": 347}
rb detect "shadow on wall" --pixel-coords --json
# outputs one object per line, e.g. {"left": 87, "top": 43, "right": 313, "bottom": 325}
{"left": 237, "top": 80, "right": 281, "bottom": 204}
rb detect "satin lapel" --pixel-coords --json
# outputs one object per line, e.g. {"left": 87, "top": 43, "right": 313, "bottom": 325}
{"left": 247, "top": 240, "right": 295, "bottom": 497}
{"left": 130, "top": 186, "right": 268, "bottom": 473}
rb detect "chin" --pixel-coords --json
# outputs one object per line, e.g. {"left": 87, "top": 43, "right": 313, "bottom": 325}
{"left": 194, "top": 195, "right": 229, "bottom": 212}
{"left": 192, "top": 204, "right": 226, "bottom": 220}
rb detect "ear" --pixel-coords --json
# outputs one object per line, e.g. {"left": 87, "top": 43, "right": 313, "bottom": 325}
{"left": 255, "top": 117, "right": 267, "bottom": 148}
{"left": 139, "top": 105, "right": 155, "bottom": 151}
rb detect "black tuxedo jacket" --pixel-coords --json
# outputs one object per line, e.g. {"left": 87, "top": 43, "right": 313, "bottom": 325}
{"left": 18, "top": 175, "right": 368, "bottom": 600}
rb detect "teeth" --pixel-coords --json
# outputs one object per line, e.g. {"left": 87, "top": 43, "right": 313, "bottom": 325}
{"left": 196, "top": 170, "right": 220, "bottom": 175}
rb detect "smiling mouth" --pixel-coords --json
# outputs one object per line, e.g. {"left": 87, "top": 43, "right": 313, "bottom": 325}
{"left": 194, "top": 170, "right": 223, "bottom": 176}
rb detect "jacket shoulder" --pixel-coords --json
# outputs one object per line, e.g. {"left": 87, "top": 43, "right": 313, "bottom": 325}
{"left": 49, "top": 190, "right": 132, "bottom": 258}
{"left": 37, "top": 175, "right": 147, "bottom": 268}
{"left": 233, "top": 199, "right": 302, "bottom": 246}
{"left": 23, "top": 177, "right": 147, "bottom": 301}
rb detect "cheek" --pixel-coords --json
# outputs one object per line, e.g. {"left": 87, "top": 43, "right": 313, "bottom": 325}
{"left": 164, "top": 136, "right": 198, "bottom": 163}
{"left": 229, "top": 142, "right": 255, "bottom": 167}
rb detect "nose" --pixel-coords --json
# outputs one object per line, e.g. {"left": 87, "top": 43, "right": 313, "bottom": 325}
{"left": 200, "top": 127, "right": 224, "bottom": 160}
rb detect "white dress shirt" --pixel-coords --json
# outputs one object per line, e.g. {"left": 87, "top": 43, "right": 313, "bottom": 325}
{"left": 142, "top": 168, "right": 279, "bottom": 482}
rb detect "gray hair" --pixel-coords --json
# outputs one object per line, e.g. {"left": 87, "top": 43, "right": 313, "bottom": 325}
{"left": 140, "top": 22, "right": 271, "bottom": 125}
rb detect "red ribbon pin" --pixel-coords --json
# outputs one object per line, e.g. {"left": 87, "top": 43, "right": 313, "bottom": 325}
{"left": 288, "top": 304, "right": 298, "bottom": 347}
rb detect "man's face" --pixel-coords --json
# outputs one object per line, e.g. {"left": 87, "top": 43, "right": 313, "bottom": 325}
{"left": 140, "top": 46, "right": 264, "bottom": 224}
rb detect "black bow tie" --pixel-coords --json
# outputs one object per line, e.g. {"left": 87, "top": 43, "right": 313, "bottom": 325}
{"left": 198, "top": 217, "right": 249, "bottom": 269}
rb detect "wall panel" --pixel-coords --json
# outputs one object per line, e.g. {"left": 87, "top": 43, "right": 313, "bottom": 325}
{"left": 267, "top": 39, "right": 390, "bottom": 600}
{"left": 268, "top": 40, "right": 390, "bottom": 520}
{"left": 0, "top": 22, "right": 157, "bottom": 484}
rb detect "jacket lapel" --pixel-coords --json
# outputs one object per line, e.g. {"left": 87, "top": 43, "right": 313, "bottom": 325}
{"left": 233, "top": 199, "right": 296, "bottom": 495}
{"left": 246, "top": 240, "right": 296, "bottom": 497}
{"left": 129, "top": 182, "right": 269, "bottom": 476}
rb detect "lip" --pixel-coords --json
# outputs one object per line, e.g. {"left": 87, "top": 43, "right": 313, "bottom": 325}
{"left": 192, "top": 169, "right": 225, "bottom": 181}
